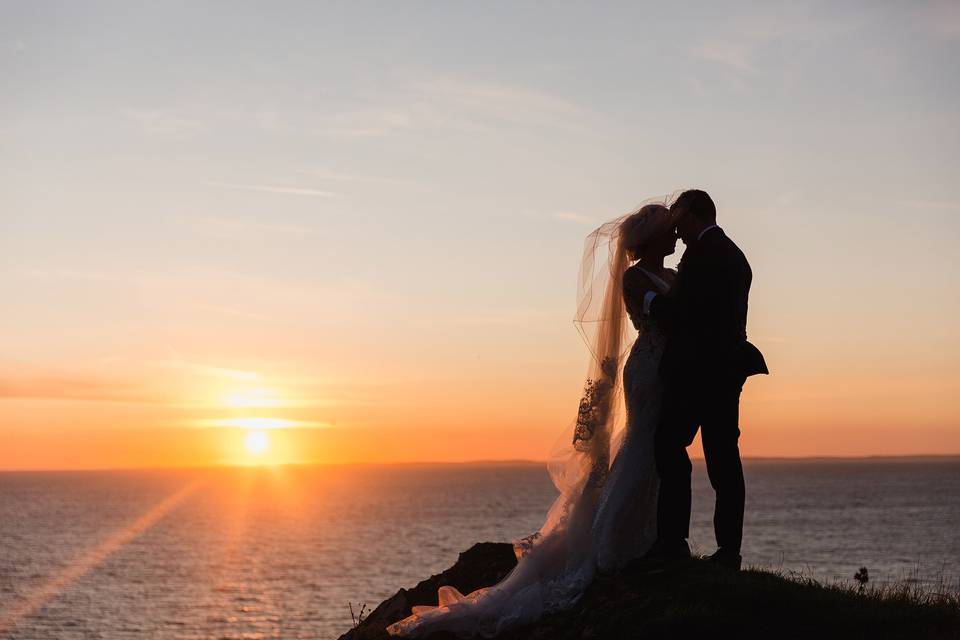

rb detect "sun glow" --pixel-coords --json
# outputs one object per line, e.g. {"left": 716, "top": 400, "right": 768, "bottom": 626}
{"left": 211, "top": 417, "right": 302, "bottom": 430}
{"left": 224, "top": 387, "right": 284, "bottom": 408}
{"left": 244, "top": 430, "right": 269, "bottom": 456}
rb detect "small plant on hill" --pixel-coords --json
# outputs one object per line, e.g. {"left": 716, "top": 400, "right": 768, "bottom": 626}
{"left": 349, "top": 602, "right": 367, "bottom": 629}
{"left": 854, "top": 567, "right": 869, "bottom": 594}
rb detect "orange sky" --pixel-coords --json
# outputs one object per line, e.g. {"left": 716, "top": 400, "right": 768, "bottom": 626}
{"left": 2, "top": 334, "right": 958, "bottom": 469}
{"left": 1, "top": 233, "right": 959, "bottom": 469}
{"left": 3, "top": 4, "right": 959, "bottom": 469}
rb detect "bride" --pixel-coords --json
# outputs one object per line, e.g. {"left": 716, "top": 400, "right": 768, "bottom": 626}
{"left": 386, "top": 199, "right": 679, "bottom": 638}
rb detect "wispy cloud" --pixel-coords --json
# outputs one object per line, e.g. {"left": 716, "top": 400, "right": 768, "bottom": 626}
{"left": 453, "top": 307, "right": 566, "bottom": 326}
{"left": 115, "top": 72, "right": 592, "bottom": 142}
{"left": 194, "top": 303, "right": 276, "bottom": 322}
{"left": 310, "top": 71, "right": 592, "bottom": 137}
{"left": 309, "top": 109, "right": 416, "bottom": 137}
{"left": 120, "top": 108, "right": 205, "bottom": 137}
{"left": 16, "top": 268, "right": 129, "bottom": 283}
{"left": 192, "top": 216, "right": 316, "bottom": 239}
{"left": 0, "top": 375, "right": 152, "bottom": 404}
{"left": 903, "top": 199, "right": 960, "bottom": 211}
{"left": 693, "top": 40, "right": 758, "bottom": 74}
{"left": 143, "top": 356, "right": 382, "bottom": 409}
{"left": 296, "top": 168, "right": 421, "bottom": 188}
{"left": 689, "top": 10, "right": 853, "bottom": 76}
{"left": 189, "top": 417, "right": 332, "bottom": 429}
{"left": 207, "top": 181, "right": 337, "bottom": 197}
{"left": 250, "top": 109, "right": 290, "bottom": 132}
{"left": 147, "top": 359, "right": 260, "bottom": 381}
{"left": 554, "top": 211, "right": 597, "bottom": 225}
{"left": 413, "top": 73, "right": 590, "bottom": 130}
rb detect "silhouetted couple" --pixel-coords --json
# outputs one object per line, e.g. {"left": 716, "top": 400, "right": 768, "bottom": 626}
{"left": 388, "top": 190, "right": 768, "bottom": 638}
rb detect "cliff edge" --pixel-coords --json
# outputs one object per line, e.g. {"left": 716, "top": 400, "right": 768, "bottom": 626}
{"left": 338, "top": 543, "right": 959, "bottom": 640}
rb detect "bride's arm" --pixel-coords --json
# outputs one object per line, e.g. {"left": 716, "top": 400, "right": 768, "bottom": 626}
{"left": 624, "top": 267, "right": 674, "bottom": 325}
{"left": 622, "top": 267, "right": 656, "bottom": 306}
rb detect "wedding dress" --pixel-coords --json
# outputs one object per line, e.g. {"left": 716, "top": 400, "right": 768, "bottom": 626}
{"left": 591, "top": 265, "right": 671, "bottom": 572}
{"left": 386, "top": 203, "right": 677, "bottom": 639}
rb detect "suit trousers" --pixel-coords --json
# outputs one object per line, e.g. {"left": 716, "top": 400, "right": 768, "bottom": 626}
{"left": 654, "top": 373, "right": 746, "bottom": 552}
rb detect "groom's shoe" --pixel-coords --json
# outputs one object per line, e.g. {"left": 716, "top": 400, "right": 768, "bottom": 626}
{"left": 701, "top": 547, "right": 742, "bottom": 571}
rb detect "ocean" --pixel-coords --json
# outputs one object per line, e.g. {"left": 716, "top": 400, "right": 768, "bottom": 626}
{"left": 1, "top": 458, "right": 958, "bottom": 639}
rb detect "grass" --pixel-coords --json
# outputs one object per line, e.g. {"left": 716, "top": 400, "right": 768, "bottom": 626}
{"left": 492, "top": 559, "right": 960, "bottom": 639}
{"left": 772, "top": 566, "right": 960, "bottom": 609}
{"left": 341, "top": 543, "right": 960, "bottom": 640}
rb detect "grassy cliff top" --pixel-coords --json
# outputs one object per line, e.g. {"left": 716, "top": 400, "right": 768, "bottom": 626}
{"left": 340, "top": 542, "right": 960, "bottom": 640}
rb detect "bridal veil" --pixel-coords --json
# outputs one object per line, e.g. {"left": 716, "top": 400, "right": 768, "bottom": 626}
{"left": 386, "top": 195, "right": 678, "bottom": 638}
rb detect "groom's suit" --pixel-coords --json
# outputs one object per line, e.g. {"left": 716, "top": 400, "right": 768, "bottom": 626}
{"left": 648, "top": 226, "right": 767, "bottom": 553}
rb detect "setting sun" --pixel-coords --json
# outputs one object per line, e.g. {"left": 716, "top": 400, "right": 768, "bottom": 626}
{"left": 244, "top": 430, "right": 270, "bottom": 456}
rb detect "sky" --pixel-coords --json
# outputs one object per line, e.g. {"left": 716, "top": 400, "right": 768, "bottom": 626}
{"left": 2, "top": 1, "right": 958, "bottom": 469}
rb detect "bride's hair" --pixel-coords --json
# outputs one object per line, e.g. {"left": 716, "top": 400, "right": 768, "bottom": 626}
{"left": 619, "top": 204, "right": 672, "bottom": 254}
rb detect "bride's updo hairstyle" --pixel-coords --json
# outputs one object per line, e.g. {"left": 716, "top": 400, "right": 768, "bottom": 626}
{"left": 618, "top": 204, "right": 674, "bottom": 256}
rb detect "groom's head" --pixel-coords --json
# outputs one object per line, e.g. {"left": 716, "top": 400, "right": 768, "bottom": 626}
{"left": 671, "top": 189, "right": 716, "bottom": 246}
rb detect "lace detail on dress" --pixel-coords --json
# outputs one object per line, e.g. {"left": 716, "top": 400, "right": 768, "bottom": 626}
{"left": 571, "top": 355, "right": 618, "bottom": 452}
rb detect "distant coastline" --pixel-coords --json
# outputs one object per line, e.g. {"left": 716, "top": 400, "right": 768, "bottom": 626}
{"left": 2, "top": 453, "right": 960, "bottom": 473}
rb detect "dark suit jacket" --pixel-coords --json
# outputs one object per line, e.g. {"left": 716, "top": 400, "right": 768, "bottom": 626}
{"left": 648, "top": 227, "right": 768, "bottom": 386}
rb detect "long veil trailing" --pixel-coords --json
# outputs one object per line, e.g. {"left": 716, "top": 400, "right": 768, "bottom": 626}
{"left": 386, "top": 197, "right": 676, "bottom": 638}
{"left": 512, "top": 196, "right": 676, "bottom": 559}
{"left": 512, "top": 209, "right": 637, "bottom": 558}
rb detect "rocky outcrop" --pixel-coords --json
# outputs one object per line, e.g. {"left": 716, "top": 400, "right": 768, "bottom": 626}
{"left": 338, "top": 543, "right": 518, "bottom": 640}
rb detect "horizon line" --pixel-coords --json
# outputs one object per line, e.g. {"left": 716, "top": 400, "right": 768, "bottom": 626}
{"left": 3, "top": 452, "right": 960, "bottom": 473}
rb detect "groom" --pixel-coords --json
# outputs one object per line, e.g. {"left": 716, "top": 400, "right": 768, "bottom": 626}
{"left": 639, "top": 189, "right": 768, "bottom": 571}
